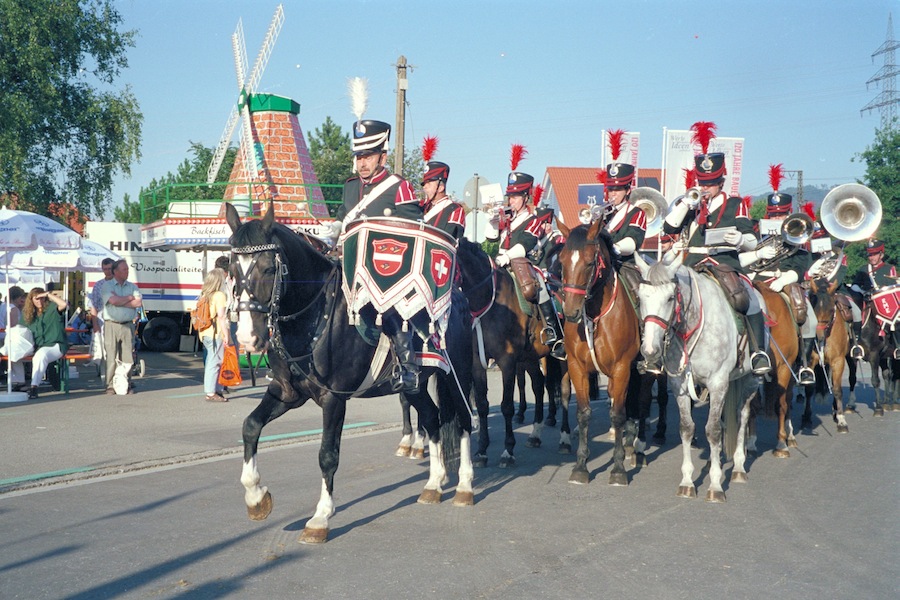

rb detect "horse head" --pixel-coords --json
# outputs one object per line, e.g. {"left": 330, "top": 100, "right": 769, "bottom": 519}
{"left": 557, "top": 220, "right": 615, "bottom": 323}
{"left": 455, "top": 238, "right": 496, "bottom": 311}
{"left": 634, "top": 251, "right": 684, "bottom": 371}
{"left": 809, "top": 276, "right": 839, "bottom": 343}
{"left": 225, "top": 201, "right": 335, "bottom": 353}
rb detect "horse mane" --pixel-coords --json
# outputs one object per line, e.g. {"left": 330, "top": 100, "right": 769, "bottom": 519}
{"left": 645, "top": 260, "right": 676, "bottom": 286}
{"left": 231, "top": 218, "right": 334, "bottom": 273}
{"left": 567, "top": 224, "right": 616, "bottom": 289}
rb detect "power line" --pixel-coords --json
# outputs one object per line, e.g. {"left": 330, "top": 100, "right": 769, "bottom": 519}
{"left": 861, "top": 13, "right": 899, "bottom": 127}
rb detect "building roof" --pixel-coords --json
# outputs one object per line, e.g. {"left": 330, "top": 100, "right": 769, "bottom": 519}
{"left": 543, "top": 167, "right": 662, "bottom": 227}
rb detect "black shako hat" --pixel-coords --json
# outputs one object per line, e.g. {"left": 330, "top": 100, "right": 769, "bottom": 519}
{"left": 694, "top": 152, "right": 727, "bottom": 185}
{"left": 352, "top": 119, "right": 390, "bottom": 156}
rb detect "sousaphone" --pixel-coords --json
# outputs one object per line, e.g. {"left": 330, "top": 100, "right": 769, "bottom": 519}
{"left": 820, "top": 183, "right": 882, "bottom": 242}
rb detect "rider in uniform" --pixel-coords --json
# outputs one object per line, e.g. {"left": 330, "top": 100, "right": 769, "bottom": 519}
{"left": 332, "top": 119, "right": 425, "bottom": 392}
{"left": 850, "top": 239, "right": 899, "bottom": 359}
{"left": 662, "top": 121, "right": 771, "bottom": 375}
{"left": 486, "top": 145, "right": 566, "bottom": 360}
{"left": 420, "top": 136, "right": 466, "bottom": 241}
{"left": 740, "top": 166, "right": 816, "bottom": 385}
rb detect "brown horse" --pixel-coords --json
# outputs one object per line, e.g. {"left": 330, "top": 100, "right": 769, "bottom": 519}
{"left": 455, "top": 238, "right": 567, "bottom": 468}
{"left": 804, "top": 278, "right": 851, "bottom": 433}
{"left": 753, "top": 283, "right": 800, "bottom": 457}
{"left": 557, "top": 221, "right": 645, "bottom": 485}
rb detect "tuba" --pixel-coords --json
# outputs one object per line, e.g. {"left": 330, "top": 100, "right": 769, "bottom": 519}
{"left": 631, "top": 187, "right": 669, "bottom": 237}
{"left": 749, "top": 212, "right": 815, "bottom": 272}
{"left": 820, "top": 183, "right": 882, "bottom": 242}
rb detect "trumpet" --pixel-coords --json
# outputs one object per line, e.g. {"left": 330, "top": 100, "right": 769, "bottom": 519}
{"left": 578, "top": 202, "right": 613, "bottom": 225}
{"left": 681, "top": 187, "right": 703, "bottom": 208}
{"left": 749, "top": 212, "right": 815, "bottom": 272}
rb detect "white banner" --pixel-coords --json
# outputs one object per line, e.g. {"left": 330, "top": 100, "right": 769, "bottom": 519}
{"left": 662, "top": 129, "right": 744, "bottom": 200}
{"left": 601, "top": 130, "right": 640, "bottom": 174}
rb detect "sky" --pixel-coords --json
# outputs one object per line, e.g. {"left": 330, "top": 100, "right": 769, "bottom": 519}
{"left": 108, "top": 0, "right": 897, "bottom": 218}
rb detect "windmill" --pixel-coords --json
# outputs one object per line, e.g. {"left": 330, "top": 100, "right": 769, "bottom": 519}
{"left": 207, "top": 4, "right": 285, "bottom": 189}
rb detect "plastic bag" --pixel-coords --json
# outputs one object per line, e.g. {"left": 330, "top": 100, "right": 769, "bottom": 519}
{"left": 89, "top": 331, "right": 104, "bottom": 363}
{"left": 0, "top": 324, "right": 34, "bottom": 362}
{"left": 113, "top": 359, "right": 132, "bottom": 395}
{"left": 218, "top": 345, "right": 242, "bottom": 387}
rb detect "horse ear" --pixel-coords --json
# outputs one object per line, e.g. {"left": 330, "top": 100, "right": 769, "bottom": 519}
{"left": 224, "top": 202, "right": 242, "bottom": 233}
{"left": 826, "top": 278, "right": 838, "bottom": 296}
{"left": 634, "top": 251, "right": 650, "bottom": 278}
{"left": 557, "top": 218, "right": 570, "bottom": 238}
{"left": 666, "top": 250, "right": 684, "bottom": 277}
{"left": 587, "top": 218, "right": 602, "bottom": 240}
{"left": 261, "top": 201, "right": 276, "bottom": 233}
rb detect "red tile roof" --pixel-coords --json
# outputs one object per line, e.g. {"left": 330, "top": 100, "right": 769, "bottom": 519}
{"left": 544, "top": 167, "right": 662, "bottom": 227}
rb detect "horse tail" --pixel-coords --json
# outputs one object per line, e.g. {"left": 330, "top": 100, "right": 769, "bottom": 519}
{"left": 436, "top": 372, "right": 465, "bottom": 474}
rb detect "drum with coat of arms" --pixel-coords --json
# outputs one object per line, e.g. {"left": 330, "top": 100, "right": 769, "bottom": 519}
{"left": 341, "top": 217, "right": 457, "bottom": 331}
{"left": 871, "top": 284, "right": 900, "bottom": 328}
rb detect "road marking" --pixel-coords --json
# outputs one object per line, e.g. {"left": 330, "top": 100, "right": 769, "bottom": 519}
{"left": 0, "top": 466, "right": 94, "bottom": 486}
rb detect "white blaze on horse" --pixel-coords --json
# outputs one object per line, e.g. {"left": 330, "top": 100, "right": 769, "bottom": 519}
{"left": 634, "top": 252, "right": 760, "bottom": 502}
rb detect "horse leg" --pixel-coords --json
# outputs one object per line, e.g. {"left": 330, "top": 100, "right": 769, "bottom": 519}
{"left": 801, "top": 378, "right": 815, "bottom": 430}
{"left": 545, "top": 357, "right": 560, "bottom": 427}
{"left": 498, "top": 362, "right": 518, "bottom": 468}
{"left": 832, "top": 358, "right": 849, "bottom": 434}
{"left": 704, "top": 380, "right": 729, "bottom": 503}
{"left": 674, "top": 379, "right": 697, "bottom": 498}
{"left": 397, "top": 395, "right": 414, "bottom": 457}
{"left": 417, "top": 389, "right": 448, "bottom": 504}
{"left": 472, "top": 359, "right": 491, "bottom": 467}
{"left": 607, "top": 362, "right": 632, "bottom": 486}
{"left": 731, "top": 381, "right": 756, "bottom": 484}
{"left": 526, "top": 361, "right": 546, "bottom": 448}
{"left": 845, "top": 355, "right": 858, "bottom": 412}
{"left": 653, "top": 373, "right": 669, "bottom": 445}
{"left": 452, "top": 431, "right": 476, "bottom": 506}
{"left": 241, "top": 391, "right": 293, "bottom": 521}
{"left": 558, "top": 368, "right": 572, "bottom": 454}
{"left": 773, "top": 366, "right": 792, "bottom": 458}
{"left": 300, "top": 395, "right": 347, "bottom": 544}
{"left": 514, "top": 362, "right": 527, "bottom": 424}
{"left": 568, "top": 360, "right": 593, "bottom": 484}
{"left": 872, "top": 358, "right": 887, "bottom": 416}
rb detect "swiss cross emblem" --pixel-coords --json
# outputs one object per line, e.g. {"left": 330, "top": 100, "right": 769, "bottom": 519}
{"left": 430, "top": 249, "right": 452, "bottom": 287}
{"left": 372, "top": 238, "right": 408, "bottom": 277}
{"left": 872, "top": 288, "right": 900, "bottom": 324}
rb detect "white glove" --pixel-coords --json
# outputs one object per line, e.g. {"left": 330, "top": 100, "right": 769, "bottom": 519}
{"left": 722, "top": 230, "right": 743, "bottom": 246}
{"left": 495, "top": 253, "right": 510, "bottom": 268}
{"left": 755, "top": 245, "right": 778, "bottom": 260}
{"left": 850, "top": 284, "right": 863, "bottom": 294}
{"left": 327, "top": 220, "right": 343, "bottom": 240}
{"left": 768, "top": 270, "right": 798, "bottom": 293}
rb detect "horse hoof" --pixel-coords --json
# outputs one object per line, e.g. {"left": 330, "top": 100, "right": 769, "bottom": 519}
{"left": 772, "top": 448, "right": 790, "bottom": 459}
{"left": 837, "top": 424, "right": 849, "bottom": 434}
{"left": 396, "top": 445, "right": 412, "bottom": 457}
{"left": 525, "top": 437, "right": 542, "bottom": 449}
{"left": 513, "top": 414, "right": 525, "bottom": 424}
{"left": 676, "top": 486, "right": 697, "bottom": 499}
{"left": 635, "top": 452, "right": 648, "bottom": 467}
{"left": 873, "top": 407, "right": 885, "bottom": 417}
{"left": 558, "top": 443, "right": 571, "bottom": 454}
{"left": 247, "top": 491, "right": 273, "bottom": 521}
{"left": 472, "top": 455, "right": 488, "bottom": 468}
{"left": 608, "top": 471, "right": 628, "bottom": 487}
{"left": 546, "top": 417, "right": 557, "bottom": 427}
{"left": 843, "top": 406, "right": 856, "bottom": 415}
{"left": 731, "top": 471, "right": 748, "bottom": 484}
{"left": 705, "top": 489, "right": 727, "bottom": 503}
{"left": 787, "top": 439, "right": 799, "bottom": 448}
{"left": 299, "top": 527, "right": 329, "bottom": 544}
{"left": 452, "top": 491, "right": 475, "bottom": 507}
{"left": 569, "top": 468, "right": 590, "bottom": 485}
{"left": 499, "top": 456, "right": 516, "bottom": 468}
{"left": 411, "top": 448, "right": 426, "bottom": 460}
{"left": 417, "top": 488, "right": 442, "bottom": 505}
{"left": 801, "top": 418, "right": 813, "bottom": 429}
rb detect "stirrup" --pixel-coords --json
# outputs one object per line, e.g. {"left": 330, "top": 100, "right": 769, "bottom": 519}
{"left": 391, "top": 364, "right": 419, "bottom": 393}
{"left": 750, "top": 351, "right": 771, "bottom": 375}
{"left": 894, "top": 348, "right": 900, "bottom": 361}
{"left": 637, "top": 360, "right": 663, "bottom": 376}
{"left": 549, "top": 340, "right": 566, "bottom": 361}
{"left": 850, "top": 344, "right": 864, "bottom": 360}
{"left": 541, "top": 326, "right": 559, "bottom": 347}
{"left": 798, "top": 367, "right": 816, "bottom": 386}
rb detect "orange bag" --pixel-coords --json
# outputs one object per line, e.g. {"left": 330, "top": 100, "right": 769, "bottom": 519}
{"left": 218, "top": 345, "right": 243, "bottom": 387}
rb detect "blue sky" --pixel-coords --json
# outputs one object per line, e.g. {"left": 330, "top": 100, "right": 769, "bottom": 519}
{"left": 109, "top": 0, "right": 896, "bottom": 216}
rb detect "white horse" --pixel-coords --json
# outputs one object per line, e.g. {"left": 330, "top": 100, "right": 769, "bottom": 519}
{"left": 634, "top": 253, "right": 761, "bottom": 502}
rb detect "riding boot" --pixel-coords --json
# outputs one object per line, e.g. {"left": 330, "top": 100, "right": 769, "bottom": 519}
{"left": 745, "top": 312, "right": 771, "bottom": 376}
{"left": 389, "top": 330, "right": 419, "bottom": 393}
{"left": 798, "top": 337, "right": 816, "bottom": 386}
{"left": 849, "top": 321, "right": 864, "bottom": 360}
{"left": 538, "top": 300, "right": 566, "bottom": 360}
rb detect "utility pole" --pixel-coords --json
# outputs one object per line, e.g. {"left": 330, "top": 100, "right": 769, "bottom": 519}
{"left": 393, "top": 56, "right": 408, "bottom": 176}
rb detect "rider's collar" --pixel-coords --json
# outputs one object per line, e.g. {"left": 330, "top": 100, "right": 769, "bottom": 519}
{"left": 361, "top": 168, "right": 389, "bottom": 185}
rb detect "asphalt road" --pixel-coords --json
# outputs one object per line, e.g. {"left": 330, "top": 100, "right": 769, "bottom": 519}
{"left": 0, "top": 351, "right": 897, "bottom": 599}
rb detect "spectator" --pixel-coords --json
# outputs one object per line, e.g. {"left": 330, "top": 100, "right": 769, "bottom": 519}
{"left": 101, "top": 259, "right": 142, "bottom": 395}
{"left": 199, "top": 268, "right": 230, "bottom": 402}
{"left": 0, "top": 286, "right": 28, "bottom": 390}
{"left": 22, "top": 287, "right": 69, "bottom": 399}
{"left": 214, "top": 255, "right": 238, "bottom": 394}
{"left": 89, "top": 258, "right": 115, "bottom": 367}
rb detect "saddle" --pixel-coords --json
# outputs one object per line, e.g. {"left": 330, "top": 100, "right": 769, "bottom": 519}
{"left": 834, "top": 293, "right": 854, "bottom": 324}
{"left": 695, "top": 263, "right": 750, "bottom": 314}
{"left": 509, "top": 257, "right": 539, "bottom": 303}
{"left": 783, "top": 282, "right": 808, "bottom": 326}
{"left": 617, "top": 262, "right": 643, "bottom": 314}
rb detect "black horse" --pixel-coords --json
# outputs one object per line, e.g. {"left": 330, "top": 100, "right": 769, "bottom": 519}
{"left": 227, "top": 203, "right": 475, "bottom": 543}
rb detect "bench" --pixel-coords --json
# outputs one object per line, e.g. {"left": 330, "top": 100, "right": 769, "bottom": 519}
{"left": 1, "top": 346, "right": 95, "bottom": 395}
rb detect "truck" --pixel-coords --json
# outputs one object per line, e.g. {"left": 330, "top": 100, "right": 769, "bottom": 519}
{"left": 84, "top": 222, "right": 227, "bottom": 352}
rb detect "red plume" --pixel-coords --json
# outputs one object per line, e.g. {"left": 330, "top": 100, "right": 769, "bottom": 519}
{"left": 742, "top": 195, "right": 753, "bottom": 213}
{"left": 690, "top": 121, "right": 717, "bottom": 154}
{"left": 607, "top": 129, "right": 626, "bottom": 161}
{"left": 422, "top": 135, "right": 438, "bottom": 163}
{"left": 682, "top": 167, "right": 697, "bottom": 190}
{"left": 801, "top": 201, "right": 816, "bottom": 221}
{"left": 509, "top": 144, "right": 527, "bottom": 171}
{"left": 596, "top": 171, "right": 607, "bottom": 184}
{"left": 532, "top": 184, "right": 544, "bottom": 207}
{"left": 768, "top": 163, "right": 784, "bottom": 192}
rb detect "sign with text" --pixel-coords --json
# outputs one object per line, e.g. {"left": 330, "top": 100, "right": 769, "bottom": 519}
{"left": 662, "top": 129, "right": 744, "bottom": 201}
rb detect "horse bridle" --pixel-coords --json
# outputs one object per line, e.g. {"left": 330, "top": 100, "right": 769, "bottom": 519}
{"left": 561, "top": 238, "right": 606, "bottom": 302}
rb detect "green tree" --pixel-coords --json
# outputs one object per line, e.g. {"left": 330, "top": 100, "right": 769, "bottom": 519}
{"left": 114, "top": 192, "right": 141, "bottom": 223}
{"left": 387, "top": 145, "right": 425, "bottom": 189}
{"left": 308, "top": 116, "right": 352, "bottom": 217}
{"left": 0, "top": 0, "right": 142, "bottom": 218}
{"left": 848, "top": 120, "right": 900, "bottom": 275}
{"left": 136, "top": 142, "right": 237, "bottom": 223}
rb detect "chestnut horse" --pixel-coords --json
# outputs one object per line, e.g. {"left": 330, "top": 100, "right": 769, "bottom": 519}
{"left": 803, "top": 278, "right": 851, "bottom": 433}
{"left": 455, "top": 238, "right": 567, "bottom": 467}
{"left": 556, "top": 221, "right": 648, "bottom": 486}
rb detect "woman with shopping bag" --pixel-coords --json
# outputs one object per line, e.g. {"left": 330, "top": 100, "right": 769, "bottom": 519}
{"left": 197, "top": 269, "right": 230, "bottom": 402}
